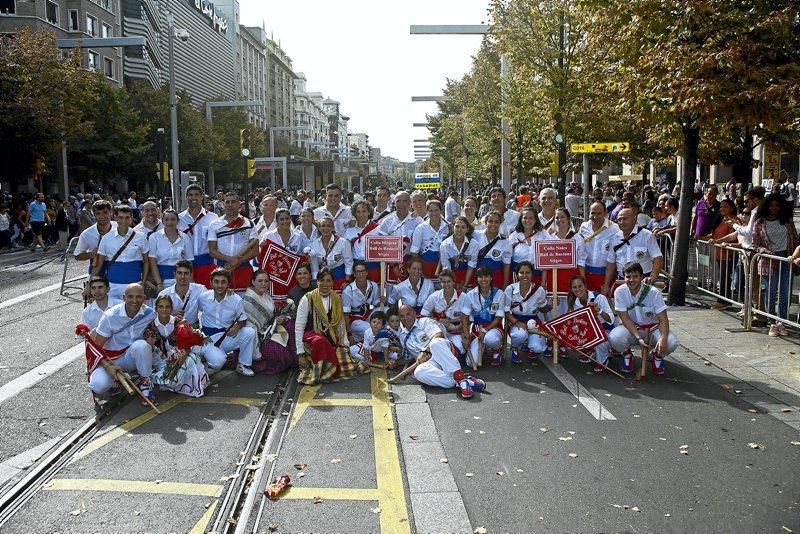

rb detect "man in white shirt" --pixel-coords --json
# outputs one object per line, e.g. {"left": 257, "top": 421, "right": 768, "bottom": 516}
{"left": 410, "top": 190, "right": 428, "bottom": 219}
{"left": 89, "top": 283, "right": 156, "bottom": 400}
{"left": 578, "top": 202, "right": 618, "bottom": 295}
{"left": 444, "top": 190, "right": 461, "bottom": 224}
{"left": 93, "top": 205, "right": 150, "bottom": 300}
{"left": 197, "top": 268, "right": 257, "bottom": 376}
{"left": 289, "top": 191, "right": 305, "bottom": 224}
{"left": 397, "top": 305, "right": 485, "bottom": 399}
{"left": 157, "top": 259, "right": 205, "bottom": 325}
{"left": 487, "top": 187, "right": 519, "bottom": 236}
{"left": 127, "top": 191, "right": 138, "bottom": 210}
{"left": 378, "top": 192, "right": 423, "bottom": 284}
{"left": 178, "top": 185, "right": 219, "bottom": 288}
{"left": 133, "top": 201, "right": 163, "bottom": 238}
{"left": 74, "top": 199, "right": 116, "bottom": 271}
{"left": 207, "top": 191, "right": 259, "bottom": 291}
{"left": 314, "top": 184, "right": 353, "bottom": 236}
{"left": 610, "top": 262, "right": 678, "bottom": 375}
{"left": 604, "top": 208, "right": 663, "bottom": 287}
{"left": 565, "top": 186, "right": 583, "bottom": 219}
{"left": 373, "top": 186, "right": 392, "bottom": 221}
{"left": 255, "top": 196, "right": 280, "bottom": 240}
{"left": 81, "top": 276, "right": 122, "bottom": 330}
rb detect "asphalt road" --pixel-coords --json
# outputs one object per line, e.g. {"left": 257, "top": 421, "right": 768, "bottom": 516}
{"left": 0, "top": 248, "right": 798, "bottom": 533}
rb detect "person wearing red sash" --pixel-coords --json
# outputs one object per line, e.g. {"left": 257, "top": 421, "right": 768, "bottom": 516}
{"left": 309, "top": 217, "right": 353, "bottom": 293}
{"left": 439, "top": 217, "right": 480, "bottom": 289}
{"left": 421, "top": 270, "right": 467, "bottom": 356}
{"left": 342, "top": 261, "right": 380, "bottom": 341}
{"left": 261, "top": 209, "right": 306, "bottom": 304}
{"left": 509, "top": 207, "right": 549, "bottom": 286}
{"left": 578, "top": 202, "right": 617, "bottom": 294}
{"left": 461, "top": 266, "right": 507, "bottom": 367}
{"left": 207, "top": 191, "right": 258, "bottom": 291}
{"left": 563, "top": 275, "right": 615, "bottom": 372}
{"left": 474, "top": 211, "right": 512, "bottom": 289}
{"left": 344, "top": 200, "right": 381, "bottom": 283}
{"left": 545, "top": 208, "right": 587, "bottom": 295}
{"left": 178, "top": 185, "right": 218, "bottom": 289}
{"left": 378, "top": 191, "right": 422, "bottom": 286}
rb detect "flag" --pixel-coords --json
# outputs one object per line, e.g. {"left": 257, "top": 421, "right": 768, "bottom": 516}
{"left": 542, "top": 307, "right": 608, "bottom": 351}
{"left": 75, "top": 324, "right": 125, "bottom": 375}
{"left": 258, "top": 241, "right": 302, "bottom": 288}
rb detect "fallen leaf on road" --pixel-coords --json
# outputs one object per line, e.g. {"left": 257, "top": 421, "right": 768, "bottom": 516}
{"left": 659, "top": 438, "right": 667, "bottom": 441}
{"left": 268, "top": 524, "right": 278, "bottom": 532}
{"left": 781, "top": 408, "right": 793, "bottom": 413}
{"left": 604, "top": 393, "right": 612, "bottom": 397}
{"left": 464, "top": 430, "right": 472, "bottom": 434}
{"left": 281, "top": 411, "right": 290, "bottom": 416}
{"left": 440, "top": 458, "right": 448, "bottom": 463}
{"left": 748, "top": 409, "right": 758, "bottom": 413}
{"left": 703, "top": 361, "right": 712, "bottom": 366}
{"left": 349, "top": 434, "right": 357, "bottom": 439}
{"left": 664, "top": 513, "right": 671, "bottom": 517}
{"left": 679, "top": 445, "right": 689, "bottom": 450}
{"left": 609, "top": 503, "right": 622, "bottom": 509}
{"left": 517, "top": 469, "right": 524, "bottom": 472}
{"left": 154, "top": 479, "right": 163, "bottom": 484}
{"left": 479, "top": 431, "right": 486, "bottom": 435}
{"left": 748, "top": 442, "right": 764, "bottom": 450}
{"left": 790, "top": 441, "right": 800, "bottom": 446}
{"left": 680, "top": 450, "right": 689, "bottom": 455}
{"left": 227, "top": 518, "right": 237, "bottom": 526}
{"left": 293, "top": 464, "right": 307, "bottom": 470}
{"left": 371, "top": 507, "right": 382, "bottom": 514}
{"left": 313, "top": 496, "right": 324, "bottom": 504}
{"left": 632, "top": 506, "right": 640, "bottom": 512}
{"left": 330, "top": 458, "right": 341, "bottom": 464}
{"left": 69, "top": 510, "right": 81, "bottom": 516}
{"left": 502, "top": 400, "right": 510, "bottom": 404}
{"left": 207, "top": 412, "right": 215, "bottom": 416}
{"left": 568, "top": 431, "right": 576, "bottom": 435}
{"left": 298, "top": 472, "right": 305, "bottom": 478}
{"left": 409, "top": 435, "right": 419, "bottom": 440}
{"left": 266, "top": 454, "right": 278, "bottom": 462}
{"left": 558, "top": 437, "right": 572, "bottom": 441}
{"left": 474, "top": 528, "right": 487, "bottom": 534}
{"left": 496, "top": 471, "right": 505, "bottom": 476}
{"left": 568, "top": 453, "right": 578, "bottom": 458}
{"left": 466, "top": 473, "right": 474, "bottom": 477}
{"left": 473, "top": 416, "right": 482, "bottom": 420}
{"left": 539, "top": 428, "right": 550, "bottom": 433}
{"left": 633, "top": 414, "right": 640, "bottom": 418}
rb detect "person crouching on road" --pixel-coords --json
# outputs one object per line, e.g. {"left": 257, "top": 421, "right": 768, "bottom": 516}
{"left": 505, "top": 261, "right": 549, "bottom": 363}
{"left": 609, "top": 262, "right": 678, "bottom": 375}
{"left": 397, "top": 305, "right": 485, "bottom": 399}
{"left": 81, "top": 275, "right": 122, "bottom": 331}
{"left": 197, "top": 268, "right": 258, "bottom": 376}
{"left": 564, "top": 275, "right": 615, "bottom": 372}
{"left": 461, "top": 265, "right": 506, "bottom": 367}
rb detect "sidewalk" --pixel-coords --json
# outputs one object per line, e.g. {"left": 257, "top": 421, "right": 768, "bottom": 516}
{"left": 669, "top": 306, "right": 800, "bottom": 431}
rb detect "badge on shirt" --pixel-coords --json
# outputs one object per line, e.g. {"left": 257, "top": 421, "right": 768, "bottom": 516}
{"left": 645, "top": 311, "right": 654, "bottom": 318}
{"left": 334, "top": 254, "right": 342, "bottom": 262}
{"left": 490, "top": 303, "right": 499, "bottom": 311}
{"left": 491, "top": 249, "right": 501, "bottom": 258}
{"left": 636, "top": 250, "right": 646, "bottom": 259}
{"left": 452, "top": 311, "right": 462, "bottom": 318}
{"left": 419, "top": 333, "right": 429, "bottom": 343}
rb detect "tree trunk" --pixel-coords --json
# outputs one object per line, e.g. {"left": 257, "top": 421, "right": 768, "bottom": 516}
{"left": 667, "top": 123, "right": 700, "bottom": 306}
{"left": 732, "top": 130, "right": 754, "bottom": 189}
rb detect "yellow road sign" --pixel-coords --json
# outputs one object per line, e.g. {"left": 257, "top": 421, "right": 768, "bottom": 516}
{"left": 571, "top": 142, "right": 631, "bottom": 153}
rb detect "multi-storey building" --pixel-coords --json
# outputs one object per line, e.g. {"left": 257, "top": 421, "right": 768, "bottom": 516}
{"left": 294, "top": 73, "right": 329, "bottom": 155}
{"left": 0, "top": 0, "right": 124, "bottom": 87}
{"left": 237, "top": 24, "right": 267, "bottom": 130}
{"left": 120, "top": 0, "right": 161, "bottom": 88}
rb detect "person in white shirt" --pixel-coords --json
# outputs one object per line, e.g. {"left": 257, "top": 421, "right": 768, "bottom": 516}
{"left": 438, "top": 217, "right": 480, "bottom": 288}
{"left": 579, "top": 202, "right": 618, "bottom": 294}
{"left": 127, "top": 192, "right": 138, "bottom": 210}
{"left": 309, "top": 216, "right": 353, "bottom": 292}
{"left": 378, "top": 191, "right": 423, "bottom": 285}
{"left": 387, "top": 258, "right": 434, "bottom": 313}
{"left": 74, "top": 199, "right": 116, "bottom": 272}
{"left": 289, "top": 191, "right": 305, "bottom": 224}
{"left": 373, "top": 186, "right": 392, "bottom": 221}
{"left": 262, "top": 209, "right": 306, "bottom": 256}
{"left": 444, "top": 190, "right": 461, "bottom": 224}
{"left": 157, "top": 259, "right": 205, "bottom": 325}
{"left": 485, "top": 187, "right": 519, "bottom": 236}
{"left": 563, "top": 275, "right": 615, "bottom": 371}
{"left": 604, "top": 208, "right": 663, "bottom": 287}
{"left": 610, "top": 262, "right": 678, "bottom": 375}
{"left": 564, "top": 187, "right": 583, "bottom": 219}
{"left": 197, "top": 268, "right": 258, "bottom": 376}
{"left": 314, "top": 184, "right": 353, "bottom": 237}
{"left": 398, "top": 305, "right": 485, "bottom": 399}
{"left": 420, "top": 270, "right": 467, "bottom": 355}
{"left": 461, "top": 266, "right": 506, "bottom": 367}
{"left": 504, "top": 262, "right": 549, "bottom": 362}
{"left": 462, "top": 196, "right": 484, "bottom": 232}
{"left": 255, "top": 196, "right": 287, "bottom": 241}
{"left": 93, "top": 205, "right": 150, "bottom": 300}
{"left": 410, "top": 200, "right": 451, "bottom": 281}
{"left": 344, "top": 201, "right": 381, "bottom": 283}
{"left": 537, "top": 187, "right": 558, "bottom": 230}
{"left": 81, "top": 276, "right": 122, "bottom": 331}
{"left": 178, "top": 185, "right": 219, "bottom": 289}
{"left": 207, "top": 192, "right": 259, "bottom": 291}
{"left": 88, "top": 283, "right": 156, "bottom": 401}
{"left": 410, "top": 190, "right": 428, "bottom": 219}
{"left": 508, "top": 207, "right": 549, "bottom": 287}
{"left": 342, "top": 262, "right": 380, "bottom": 341}
{"left": 294, "top": 208, "right": 319, "bottom": 256}
{"left": 133, "top": 201, "right": 163, "bottom": 238}
{"left": 147, "top": 209, "right": 194, "bottom": 289}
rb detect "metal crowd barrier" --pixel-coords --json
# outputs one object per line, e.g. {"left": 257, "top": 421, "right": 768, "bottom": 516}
{"left": 747, "top": 251, "right": 800, "bottom": 331}
{"left": 655, "top": 233, "right": 674, "bottom": 280}
{"left": 691, "top": 239, "right": 752, "bottom": 311}
{"left": 60, "top": 236, "right": 88, "bottom": 296}
{"left": 570, "top": 216, "right": 584, "bottom": 231}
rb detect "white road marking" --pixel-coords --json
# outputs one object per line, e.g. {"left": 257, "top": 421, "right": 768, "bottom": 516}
{"left": 0, "top": 276, "right": 86, "bottom": 310}
{"left": 0, "top": 433, "right": 68, "bottom": 487}
{"left": 540, "top": 357, "right": 617, "bottom": 421}
{"left": 0, "top": 343, "right": 84, "bottom": 406}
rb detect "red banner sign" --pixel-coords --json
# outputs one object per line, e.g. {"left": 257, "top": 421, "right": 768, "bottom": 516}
{"left": 259, "top": 241, "right": 301, "bottom": 287}
{"left": 365, "top": 236, "right": 405, "bottom": 263}
{"left": 542, "top": 306, "right": 608, "bottom": 351}
{"left": 535, "top": 240, "right": 576, "bottom": 270}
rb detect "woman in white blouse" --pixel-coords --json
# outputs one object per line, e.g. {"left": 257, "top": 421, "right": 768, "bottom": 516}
{"left": 308, "top": 216, "right": 353, "bottom": 293}
{"left": 148, "top": 209, "right": 194, "bottom": 289}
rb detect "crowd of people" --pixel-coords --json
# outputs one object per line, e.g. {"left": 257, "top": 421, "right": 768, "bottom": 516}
{"left": 62, "top": 178, "right": 699, "bottom": 407}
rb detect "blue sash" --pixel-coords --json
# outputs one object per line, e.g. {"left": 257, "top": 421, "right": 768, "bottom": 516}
{"left": 202, "top": 326, "right": 226, "bottom": 337}
{"left": 331, "top": 263, "right": 346, "bottom": 281}
{"left": 107, "top": 260, "right": 143, "bottom": 285}
{"left": 512, "top": 313, "right": 535, "bottom": 322}
{"left": 585, "top": 264, "right": 606, "bottom": 275}
{"left": 157, "top": 264, "right": 175, "bottom": 281}
{"left": 193, "top": 253, "right": 213, "bottom": 267}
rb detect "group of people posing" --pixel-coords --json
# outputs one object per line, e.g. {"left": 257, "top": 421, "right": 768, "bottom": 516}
{"left": 74, "top": 181, "right": 678, "bottom": 404}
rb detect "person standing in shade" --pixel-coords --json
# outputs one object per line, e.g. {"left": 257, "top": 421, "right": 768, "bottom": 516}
{"left": 178, "top": 185, "right": 219, "bottom": 289}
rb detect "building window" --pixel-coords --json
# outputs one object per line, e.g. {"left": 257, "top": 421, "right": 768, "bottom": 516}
{"left": 45, "top": 0, "right": 58, "bottom": 25}
{"left": 88, "top": 50, "right": 98, "bottom": 71}
{"left": 0, "top": 0, "right": 15, "bottom": 15}
{"left": 86, "top": 14, "right": 97, "bottom": 36}
{"left": 102, "top": 22, "right": 111, "bottom": 38}
{"left": 103, "top": 57, "right": 114, "bottom": 79}
{"left": 68, "top": 9, "right": 78, "bottom": 30}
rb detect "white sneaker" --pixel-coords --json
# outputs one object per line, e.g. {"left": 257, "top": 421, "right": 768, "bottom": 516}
{"left": 236, "top": 364, "right": 255, "bottom": 376}
{"left": 768, "top": 325, "right": 780, "bottom": 337}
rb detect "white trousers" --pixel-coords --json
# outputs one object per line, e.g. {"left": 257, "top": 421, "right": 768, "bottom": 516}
{"left": 467, "top": 327, "right": 503, "bottom": 365}
{"left": 200, "top": 327, "right": 257, "bottom": 367}
{"left": 88, "top": 339, "right": 153, "bottom": 394}
{"left": 508, "top": 326, "right": 547, "bottom": 353}
{"left": 349, "top": 319, "right": 370, "bottom": 342}
{"left": 414, "top": 338, "right": 462, "bottom": 389}
{"left": 446, "top": 332, "right": 464, "bottom": 354}
{"left": 591, "top": 341, "right": 611, "bottom": 364}
{"left": 608, "top": 325, "right": 678, "bottom": 357}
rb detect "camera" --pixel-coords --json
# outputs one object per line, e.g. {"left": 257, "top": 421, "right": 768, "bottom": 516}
{"left": 176, "top": 29, "right": 190, "bottom": 42}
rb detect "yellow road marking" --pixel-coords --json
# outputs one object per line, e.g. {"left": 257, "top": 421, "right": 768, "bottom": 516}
{"left": 189, "top": 498, "right": 218, "bottom": 534}
{"left": 282, "top": 486, "right": 381, "bottom": 501}
{"left": 305, "top": 398, "right": 374, "bottom": 407}
{"left": 289, "top": 383, "right": 320, "bottom": 431}
{"left": 371, "top": 369, "right": 411, "bottom": 533}
{"left": 44, "top": 478, "right": 221, "bottom": 497}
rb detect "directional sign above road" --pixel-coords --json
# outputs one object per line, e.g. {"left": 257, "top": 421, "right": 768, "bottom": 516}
{"left": 570, "top": 142, "right": 631, "bottom": 153}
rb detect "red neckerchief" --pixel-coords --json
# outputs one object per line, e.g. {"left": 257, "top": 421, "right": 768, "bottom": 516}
{"left": 185, "top": 211, "right": 206, "bottom": 235}
{"left": 351, "top": 220, "right": 380, "bottom": 245}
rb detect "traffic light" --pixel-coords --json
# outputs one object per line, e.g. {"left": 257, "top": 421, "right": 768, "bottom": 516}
{"left": 240, "top": 128, "right": 252, "bottom": 158}
{"left": 553, "top": 112, "right": 565, "bottom": 145}
{"left": 246, "top": 159, "right": 255, "bottom": 178}
{"left": 549, "top": 153, "right": 559, "bottom": 175}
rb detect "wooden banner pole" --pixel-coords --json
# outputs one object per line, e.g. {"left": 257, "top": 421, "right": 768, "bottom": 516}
{"left": 380, "top": 261, "right": 387, "bottom": 312}
{"left": 551, "top": 268, "right": 559, "bottom": 364}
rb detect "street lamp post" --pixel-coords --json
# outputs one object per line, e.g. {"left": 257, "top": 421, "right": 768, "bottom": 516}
{"left": 166, "top": 13, "right": 187, "bottom": 210}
